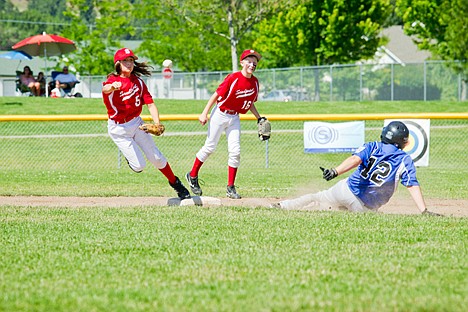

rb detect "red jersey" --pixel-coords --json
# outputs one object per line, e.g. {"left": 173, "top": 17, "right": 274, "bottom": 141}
{"left": 216, "top": 71, "right": 259, "bottom": 114}
{"left": 102, "top": 74, "right": 153, "bottom": 123}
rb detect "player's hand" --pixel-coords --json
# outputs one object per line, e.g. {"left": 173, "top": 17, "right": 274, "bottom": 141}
{"left": 320, "top": 166, "right": 338, "bottom": 181}
{"left": 422, "top": 209, "right": 443, "bottom": 216}
{"left": 111, "top": 82, "right": 121, "bottom": 91}
{"left": 199, "top": 113, "right": 208, "bottom": 126}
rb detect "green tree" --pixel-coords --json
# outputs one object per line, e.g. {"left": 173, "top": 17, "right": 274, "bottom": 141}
{"left": 250, "top": 0, "right": 391, "bottom": 100}
{"left": 397, "top": 0, "right": 468, "bottom": 98}
{"left": 0, "top": 1, "right": 22, "bottom": 50}
{"left": 62, "top": 0, "right": 135, "bottom": 75}
{"left": 136, "top": 0, "right": 286, "bottom": 72}
{"left": 384, "top": 0, "right": 403, "bottom": 26}
{"left": 0, "top": 0, "right": 70, "bottom": 50}
{"left": 251, "top": 0, "right": 391, "bottom": 68}
{"left": 29, "top": 0, "right": 68, "bottom": 18}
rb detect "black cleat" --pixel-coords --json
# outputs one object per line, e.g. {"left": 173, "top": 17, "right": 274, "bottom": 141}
{"left": 170, "top": 177, "right": 191, "bottom": 200}
{"left": 226, "top": 185, "right": 241, "bottom": 199}
{"left": 185, "top": 172, "right": 203, "bottom": 196}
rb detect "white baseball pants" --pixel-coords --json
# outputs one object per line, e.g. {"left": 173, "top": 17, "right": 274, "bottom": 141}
{"left": 196, "top": 107, "right": 241, "bottom": 168}
{"left": 279, "top": 178, "right": 373, "bottom": 212}
{"left": 108, "top": 116, "right": 167, "bottom": 171}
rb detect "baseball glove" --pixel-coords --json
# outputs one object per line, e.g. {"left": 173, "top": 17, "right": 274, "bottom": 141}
{"left": 257, "top": 117, "right": 271, "bottom": 141}
{"left": 139, "top": 123, "right": 165, "bottom": 136}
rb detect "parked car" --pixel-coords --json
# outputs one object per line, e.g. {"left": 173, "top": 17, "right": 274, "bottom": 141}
{"left": 261, "top": 89, "right": 309, "bottom": 102}
{"left": 261, "top": 89, "right": 292, "bottom": 102}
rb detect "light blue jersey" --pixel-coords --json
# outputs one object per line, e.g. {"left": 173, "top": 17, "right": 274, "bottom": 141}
{"left": 347, "top": 141, "right": 419, "bottom": 209}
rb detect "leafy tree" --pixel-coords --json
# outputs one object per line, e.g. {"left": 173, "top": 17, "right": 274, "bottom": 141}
{"left": 250, "top": 0, "right": 391, "bottom": 100}
{"left": 0, "top": 0, "right": 70, "bottom": 50}
{"left": 0, "top": 2, "right": 21, "bottom": 50}
{"left": 62, "top": 0, "right": 135, "bottom": 75}
{"left": 251, "top": 0, "right": 391, "bottom": 68}
{"left": 135, "top": 0, "right": 286, "bottom": 72}
{"left": 396, "top": 0, "right": 468, "bottom": 99}
{"left": 29, "top": 0, "right": 68, "bottom": 18}
{"left": 384, "top": 0, "right": 403, "bottom": 26}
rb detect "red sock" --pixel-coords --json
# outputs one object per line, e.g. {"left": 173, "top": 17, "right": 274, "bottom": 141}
{"left": 190, "top": 157, "right": 204, "bottom": 177}
{"left": 228, "top": 166, "right": 238, "bottom": 186}
{"left": 159, "top": 163, "right": 177, "bottom": 184}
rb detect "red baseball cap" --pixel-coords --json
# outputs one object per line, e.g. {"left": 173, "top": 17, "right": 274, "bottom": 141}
{"left": 114, "top": 48, "right": 138, "bottom": 64}
{"left": 240, "top": 49, "right": 262, "bottom": 62}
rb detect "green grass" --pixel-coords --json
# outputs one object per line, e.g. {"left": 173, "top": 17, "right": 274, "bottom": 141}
{"left": 1, "top": 97, "right": 467, "bottom": 311}
{"left": 0, "top": 96, "right": 466, "bottom": 115}
{"left": 1, "top": 206, "right": 467, "bottom": 312}
{"left": 1, "top": 97, "right": 468, "bottom": 198}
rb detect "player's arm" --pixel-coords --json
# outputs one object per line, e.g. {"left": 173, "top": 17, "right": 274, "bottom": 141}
{"left": 199, "top": 92, "right": 218, "bottom": 125}
{"left": 146, "top": 103, "right": 160, "bottom": 124}
{"left": 335, "top": 155, "right": 362, "bottom": 175}
{"left": 249, "top": 103, "right": 261, "bottom": 120}
{"left": 102, "top": 82, "right": 121, "bottom": 94}
{"left": 320, "top": 155, "right": 362, "bottom": 181}
{"left": 406, "top": 185, "right": 427, "bottom": 213}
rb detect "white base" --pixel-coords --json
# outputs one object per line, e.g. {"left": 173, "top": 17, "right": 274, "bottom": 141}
{"left": 167, "top": 196, "right": 222, "bottom": 207}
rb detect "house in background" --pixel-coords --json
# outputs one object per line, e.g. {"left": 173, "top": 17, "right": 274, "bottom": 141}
{"left": 374, "top": 25, "right": 432, "bottom": 65}
{"left": 358, "top": 25, "right": 447, "bottom": 101}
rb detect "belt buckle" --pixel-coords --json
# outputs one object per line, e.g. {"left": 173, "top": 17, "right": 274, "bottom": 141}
{"left": 223, "top": 109, "right": 236, "bottom": 115}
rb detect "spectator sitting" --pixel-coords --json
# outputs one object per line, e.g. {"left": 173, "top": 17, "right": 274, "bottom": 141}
{"left": 19, "top": 66, "right": 41, "bottom": 96}
{"left": 36, "top": 71, "right": 46, "bottom": 96}
{"left": 53, "top": 66, "right": 78, "bottom": 95}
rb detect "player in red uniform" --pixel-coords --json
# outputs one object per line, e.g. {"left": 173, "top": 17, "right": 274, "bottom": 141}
{"left": 102, "top": 48, "right": 190, "bottom": 199}
{"left": 186, "top": 49, "right": 267, "bottom": 199}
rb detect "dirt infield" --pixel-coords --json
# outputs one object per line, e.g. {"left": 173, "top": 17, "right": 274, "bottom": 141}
{"left": 0, "top": 196, "right": 466, "bottom": 217}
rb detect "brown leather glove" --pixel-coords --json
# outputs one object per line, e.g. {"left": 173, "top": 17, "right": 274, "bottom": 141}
{"left": 139, "top": 123, "right": 165, "bottom": 136}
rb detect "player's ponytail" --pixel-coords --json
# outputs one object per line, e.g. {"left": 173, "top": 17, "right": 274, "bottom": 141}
{"left": 132, "top": 61, "right": 153, "bottom": 77}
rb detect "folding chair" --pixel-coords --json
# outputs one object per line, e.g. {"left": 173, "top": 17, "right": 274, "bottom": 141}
{"left": 15, "top": 71, "right": 32, "bottom": 96}
{"left": 50, "top": 70, "right": 81, "bottom": 97}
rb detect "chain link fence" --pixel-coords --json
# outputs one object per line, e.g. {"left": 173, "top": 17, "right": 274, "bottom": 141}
{"left": 1, "top": 61, "right": 465, "bottom": 101}
{"left": 1, "top": 116, "right": 467, "bottom": 172}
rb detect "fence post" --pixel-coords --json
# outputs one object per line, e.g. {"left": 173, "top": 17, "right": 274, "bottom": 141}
{"left": 193, "top": 73, "right": 197, "bottom": 100}
{"left": 359, "top": 64, "right": 363, "bottom": 102}
{"left": 300, "top": 67, "right": 303, "bottom": 94}
{"left": 391, "top": 64, "right": 394, "bottom": 101}
{"left": 424, "top": 61, "right": 427, "bottom": 102}
{"left": 273, "top": 69, "right": 276, "bottom": 90}
{"left": 88, "top": 76, "right": 92, "bottom": 98}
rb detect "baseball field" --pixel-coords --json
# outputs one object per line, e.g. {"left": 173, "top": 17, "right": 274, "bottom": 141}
{"left": 1, "top": 97, "right": 467, "bottom": 311}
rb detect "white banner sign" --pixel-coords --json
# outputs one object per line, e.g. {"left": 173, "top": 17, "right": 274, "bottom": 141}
{"left": 304, "top": 121, "right": 365, "bottom": 153}
{"left": 384, "top": 119, "right": 430, "bottom": 166}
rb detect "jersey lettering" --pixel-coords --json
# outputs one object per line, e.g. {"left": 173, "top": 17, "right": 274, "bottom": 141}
{"left": 348, "top": 141, "right": 419, "bottom": 209}
{"left": 216, "top": 72, "right": 258, "bottom": 114}
{"left": 242, "top": 100, "right": 252, "bottom": 110}
{"left": 103, "top": 75, "right": 153, "bottom": 123}
{"left": 369, "top": 162, "right": 391, "bottom": 186}
{"left": 135, "top": 94, "right": 140, "bottom": 107}
{"left": 360, "top": 156, "right": 392, "bottom": 186}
